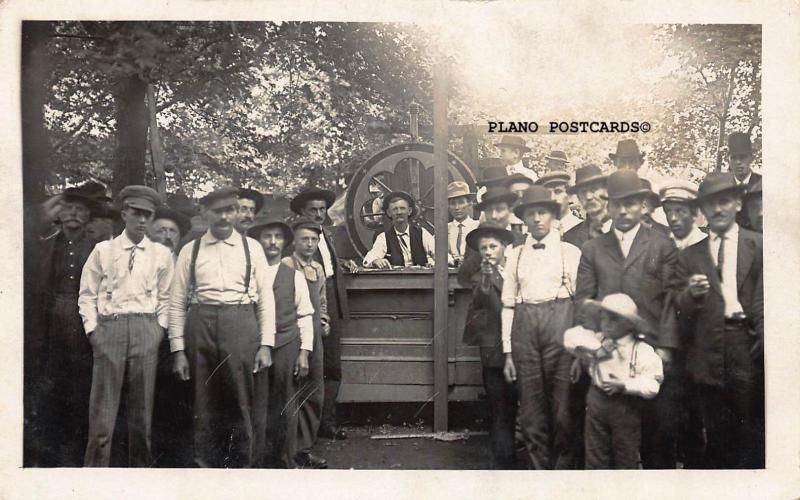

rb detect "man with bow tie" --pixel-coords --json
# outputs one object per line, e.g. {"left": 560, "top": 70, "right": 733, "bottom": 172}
{"left": 500, "top": 185, "right": 582, "bottom": 469}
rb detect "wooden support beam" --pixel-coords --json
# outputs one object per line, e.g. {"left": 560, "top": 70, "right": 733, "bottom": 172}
{"left": 432, "top": 58, "right": 449, "bottom": 433}
{"left": 147, "top": 83, "right": 167, "bottom": 196}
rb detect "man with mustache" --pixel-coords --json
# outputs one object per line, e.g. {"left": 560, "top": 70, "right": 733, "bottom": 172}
{"left": 563, "top": 164, "right": 612, "bottom": 250}
{"left": 671, "top": 173, "right": 764, "bottom": 468}
{"left": 78, "top": 185, "right": 175, "bottom": 466}
{"left": 37, "top": 186, "right": 97, "bottom": 466}
{"left": 535, "top": 151, "right": 582, "bottom": 234}
{"left": 575, "top": 170, "right": 680, "bottom": 469}
{"left": 149, "top": 206, "right": 191, "bottom": 257}
{"left": 236, "top": 188, "right": 264, "bottom": 234}
{"left": 364, "top": 191, "right": 436, "bottom": 268}
{"left": 168, "top": 186, "right": 276, "bottom": 468}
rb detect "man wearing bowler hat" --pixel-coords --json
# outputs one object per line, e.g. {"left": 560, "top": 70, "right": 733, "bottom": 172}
{"left": 364, "top": 191, "right": 436, "bottom": 268}
{"left": 575, "top": 170, "right": 680, "bottom": 469}
{"left": 563, "top": 165, "right": 612, "bottom": 250}
{"left": 236, "top": 187, "right": 264, "bottom": 234}
{"left": 290, "top": 186, "right": 349, "bottom": 440}
{"left": 500, "top": 185, "right": 582, "bottom": 469}
{"left": 496, "top": 136, "right": 537, "bottom": 183}
{"left": 609, "top": 139, "right": 668, "bottom": 227}
{"left": 168, "top": 186, "right": 276, "bottom": 468}
{"left": 671, "top": 172, "right": 763, "bottom": 469}
{"left": 247, "top": 215, "right": 315, "bottom": 468}
{"left": 78, "top": 185, "right": 175, "bottom": 467}
{"left": 536, "top": 151, "right": 581, "bottom": 234}
{"left": 447, "top": 181, "right": 479, "bottom": 265}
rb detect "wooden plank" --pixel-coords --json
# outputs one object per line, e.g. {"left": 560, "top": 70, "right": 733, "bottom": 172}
{"left": 342, "top": 318, "right": 432, "bottom": 340}
{"left": 432, "top": 58, "right": 449, "bottom": 432}
{"left": 342, "top": 361, "right": 433, "bottom": 385}
{"left": 338, "top": 383, "right": 433, "bottom": 403}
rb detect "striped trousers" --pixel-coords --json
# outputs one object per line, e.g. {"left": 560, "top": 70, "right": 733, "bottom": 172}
{"left": 84, "top": 313, "right": 162, "bottom": 467}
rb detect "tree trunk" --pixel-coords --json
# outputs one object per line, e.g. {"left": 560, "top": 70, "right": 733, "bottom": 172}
{"left": 715, "top": 63, "right": 738, "bottom": 172}
{"left": 112, "top": 73, "right": 149, "bottom": 195}
{"left": 21, "top": 21, "right": 52, "bottom": 204}
{"left": 147, "top": 83, "right": 167, "bottom": 196}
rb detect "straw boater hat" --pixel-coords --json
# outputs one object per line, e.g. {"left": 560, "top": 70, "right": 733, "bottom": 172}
{"left": 727, "top": 132, "right": 753, "bottom": 156}
{"left": 568, "top": 164, "right": 607, "bottom": 194}
{"left": 382, "top": 191, "right": 417, "bottom": 217}
{"left": 495, "top": 135, "right": 530, "bottom": 153}
{"left": 691, "top": 173, "right": 747, "bottom": 207}
{"left": 153, "top": 206, "right": 191, "bottom": 237}
{"left": 609, "top": 139, "right": 644, "bottom": 162}
{"left": 447, "top": 181, "right": 475, "bottom": 200}
{"left": 465, "top": 223, "right": 515, "bottom": 251}
{"left": 581, "top": 293, "right": 651, "bottom": 336}
{"left": 513, "top": 185, "right": 561, "bottom": 219}
{"left": 605, "top": 171, "right": 650, "bottom": 201}
{"left": 659, "top": 179, "right": 698, "bottom": 205}
{"left": 246, "top": 213, "right": 294, "bottom": 245}
{"left": 237, "top": 187, "right": 265, "bottom": 213}
{"left": 475, "top": 186, "right": 517, "bottom": 211}
{"left": 290, "top": 186, "right": 336, "bottom": 215}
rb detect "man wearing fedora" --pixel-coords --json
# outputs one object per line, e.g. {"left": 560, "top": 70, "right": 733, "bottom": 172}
{"left": 536, "top": 151, "right": 581, "bottom": 234}
{"left": 563, "top": 164, "right": 612, "bottom": 250}
{"left": 500, "top": 185, "right": 582, "bottom": 469}
{"left": 290, "top": 186, "right": 349, "bottom": 441}
{"left": 574, "top": 170, "right": 680, "bottom": 469}
{"left": 168, "top": 186, "right": 276, "bottom": 468}
{"left": 247, "top": 215, "right": 315, "bottom": 468}
{"left": 496, "top": 136, "right": 537, "bottom": 183}
{"left": 447, "top": 181, "right": 479, "bottom": 265}
{"left": 149, "top": 206, "right": 192, "bottom": 257}
{"left": 671, "top": 172, "right": 764, "bottom": 469}
{"left": 79, "top": 185, "right": 175, "bottom": 466}
{"left": 364, "top": 191, "right": 436, "bottom": 268}
{"left": 235, "top": 187, "right": 264, "bottom": 234}
{"left": 609, "top": 139, "right": 668, "bottom": 227}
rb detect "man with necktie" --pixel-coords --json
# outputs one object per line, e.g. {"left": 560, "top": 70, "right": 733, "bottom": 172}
{"left": 363, "top": 191, "right": 435, "bottom": 268}
{"left": 447, "top": 181, "right": 479, "bottom": 266}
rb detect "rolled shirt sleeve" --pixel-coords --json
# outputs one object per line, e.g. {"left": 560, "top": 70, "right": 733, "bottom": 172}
{"left": 78, "top": 245, "right": 103, "bottom": 335}
{"left": 167, "top": 242, "right": 192, "bottom": 352}
{"left": 293, "top": 270, "right": 315, "bottom": 352}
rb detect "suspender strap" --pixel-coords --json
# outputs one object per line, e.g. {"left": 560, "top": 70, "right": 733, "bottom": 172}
{"left": 242, "top": 233, "right": 251, "bottom": 292}
{"left": 187, "top": 237, "right": 202, "bottom": 304}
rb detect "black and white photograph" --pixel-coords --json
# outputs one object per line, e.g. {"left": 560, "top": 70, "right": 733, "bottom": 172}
{"left": 3, "top": 0, "right": 800, "bottom": 498}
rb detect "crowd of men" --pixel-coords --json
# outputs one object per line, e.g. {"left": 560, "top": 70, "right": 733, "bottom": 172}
{"left": 25, "top": 131, "right": 763, "bottom": 470}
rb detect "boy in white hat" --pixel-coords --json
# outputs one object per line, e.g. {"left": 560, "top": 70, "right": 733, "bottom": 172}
{"left": 564, "top": 293, "right": 663, "bottom": 469}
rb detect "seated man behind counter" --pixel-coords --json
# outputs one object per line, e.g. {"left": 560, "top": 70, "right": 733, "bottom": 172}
{"left": 363, "top": 191, "right": 438, "bottom": 269}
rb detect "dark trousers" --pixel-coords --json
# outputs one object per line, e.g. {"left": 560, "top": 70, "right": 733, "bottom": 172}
{"left": 185, "top": 304, "right": 264, "bottom": 468}
{"left": 568, "top": 371, "right": 591, "bottom": 469}
{"left": 151, "top": 337, "right": 193, "bottom": 467}
{"left": 41, "top": 294, "right": 93, "bottom": 466}
{"left": 585, "top": 386, "right": 642, "bottom": 469}
{"left": 254, "top": 337, "right": 301, "bottom": 468}
{"left": 640, "top": 361, "right": 683, "bottom": 469}
{"left": 297, "top": 323, "right": 325, "bottom": 453}
{"left": 321, "top": 277, "right": 342, "bottom": 432}
{"left": 695, "top": 323, "right": 763, "bottom": 469}
{"left": 482, "top": 365, "right": 517, "bottom": 468}
{"left": 510, "top": 299, "right": 574, "bottom": 470}
{"left": 84, "top": 313, "right": 162, "bottom": 467}
{"left": 679, "top": 379, "right": 707, "bottom": 468}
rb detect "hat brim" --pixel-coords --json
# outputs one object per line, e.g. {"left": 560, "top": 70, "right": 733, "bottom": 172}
{"left": 690, "top": 184, "right": 747, "bottom": 207}
{"left": 607, "top": 188, "right": 651, "bottom": 202}
{"left": 447, "top": 191, "right": 476, "bottom": 200}
{"left": 153, "top": 208, "right": 191, "bottom": 236}
{"left": 478, "top": 176, "right": 511, "bottom": 187}
{"left": 475, "top": 192, "right": 517, "bottom": 211}
{"left": 238, "top": 188, "right": 265, "bottom": 213}
{"left": 536, "top": 173, "right": 571, "bottom": 186}
{"left": 544, "top": 156, "right": 570, "bottom": 164}
{"left": 568, "top": 175, "right": 607, "bottom": 194}
{"left": 505, "top": 174, "right": 535, "bottom": 187}
{"left": 465, "top": 226, "right": 515, "bottom": 251}
{"left": 581, "top": 299, "right": 653, "bottom": 337}
{"left": 247, "top": 220, "right": 293, "bottom": 245}
{"left": 496, "top": 142, "right": 531, "bottom": 153}
{"left": 513, "top": 200, "right": 561, "bottom": 219}
{"left": 608, "top": 153, "right": 645, "bottom": 161}
{"left": 290, "top": 189, "right": 336, "bottom": 215}
{"left": 382, "top": 191, "right": 418, "bottom": 218}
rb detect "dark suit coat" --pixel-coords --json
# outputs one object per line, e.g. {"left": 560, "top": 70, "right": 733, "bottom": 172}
{"left": 575, "top": 225, "right": 679, "bottom": 349}
{"left": 313, "top": 225, "right": 349, "bottom": 319}
{"left": 462, "top": 267, "right": 506, "bottom": 366}
{"left": 672, "top": 227, "right": 763, "bottom": 386}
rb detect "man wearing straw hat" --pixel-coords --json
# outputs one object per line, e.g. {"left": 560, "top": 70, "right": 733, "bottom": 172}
{"left": 447, "top": 181, "right": 479, "bottom": 265}
{"left": 659, "top": 179, "right": 707, "bottom": 250}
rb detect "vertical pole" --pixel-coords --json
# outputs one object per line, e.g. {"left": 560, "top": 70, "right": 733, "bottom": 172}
{"left": 432, "top": 58, "right": 449, "bottom": 432}
{"left": 147, "top": 83, "right": 167, "bottom": 196}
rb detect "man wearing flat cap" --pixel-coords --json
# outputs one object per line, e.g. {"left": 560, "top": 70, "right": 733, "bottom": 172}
{"left": 78, "top": 185, "right": 175, "bottom": 467}
{"left": 447, "top": 181, "right": 479, "bottom": 264}
{"left": 574, "top": 170, "right": 680, "bottom": 469}
{"left": 563, "top": 165, "right": 612, "bottom": 250}
{"left": 168, "top": 186, "right": 276, "bottom": 468}
{"left": 290, "top": 186, "right": 349, "bottom": 441}
{"left": 536, "top": 152, "right": 581, "bottom": 234}
{"left": 364, "top": 191, "right": 436, "bottom": 268}
{"left": 247, "top": 215, "right": 315, "bottom": 468}
{"left": 496, "top": 136, "right": 537, "bottom": 183}
{"left": 236, "top": 187, "right": 264, "bottom": 234}
{"left": 671, "top": 172, "right": 764, "bottom": 468}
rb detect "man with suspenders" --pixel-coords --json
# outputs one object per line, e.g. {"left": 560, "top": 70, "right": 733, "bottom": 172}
{"left": 168, "top": 186, "right": 276, "bottom": 468}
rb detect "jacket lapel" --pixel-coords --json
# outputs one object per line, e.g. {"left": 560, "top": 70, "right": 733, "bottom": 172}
{"left": 697, "top": 238, "right": 723, "bottom": 296}
{"left": 601, "top": 231, "right": 625, "bottom": 267}
{"left": 736, "top": 230, "right": 755, "bottom": 292}
{"left": 623, "top": 226, "right": 649, "bottom": 270}
{"left": 490, "top": 268, "right": 504, "bottom": 293}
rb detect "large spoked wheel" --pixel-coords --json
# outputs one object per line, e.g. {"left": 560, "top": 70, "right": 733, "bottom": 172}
{"left": 344, "top": 142, "right": 476, "bottom": 259}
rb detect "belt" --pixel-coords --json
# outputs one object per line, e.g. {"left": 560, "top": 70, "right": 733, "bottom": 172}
{"left": 191, "top": 302, "right": 255, "bottom": 308}
{"left": 516, "top": 297, "right": 572, "bottom": 305}
{"left": 98, "top": 312, "right": 156, "bottom": 321}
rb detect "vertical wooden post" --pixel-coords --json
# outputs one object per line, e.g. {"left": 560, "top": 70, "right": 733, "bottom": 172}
{"left": 432, "top": 58, "right": 449, "bottom": 432}
{"left": 147, "top": 83, "right": 167, "bottom": 196}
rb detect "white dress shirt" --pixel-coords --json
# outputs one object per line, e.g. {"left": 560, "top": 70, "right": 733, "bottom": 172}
{"left": 168, "top": 230, "right": 276, "bottom": 352}
{"left": 363, "top": 225, "right": 436, "bottom": 266}
{"left": 317, "top": 230, "right": 335, "bottom": 279}
{"left": 613, "top": 223, "right": 641, "bottom": 259}
{"left": 448, "top": 217, "right": 479, "bottom": 259}
{"left": 734, "top": 172, "right": 752, "bottom": 186}
{"left": 708, "top": 223, "right": 744, "bottom": 317}
{"left": 557, "top": 212, "right": 582, "bottom": 234}
{"left": 500, "top": 230, "right": 581, "bottom": 353}
{"left": 265, "top": 262, "right": 315, "bottom": 352}
{"left": 564, "top": 326, "right": 663, "bottom": 399}
{"left": 79, "top": 233, "right": 175, "bottom": 335}
{"left": 671, "top": 225, "right": 707, "bottom": 250}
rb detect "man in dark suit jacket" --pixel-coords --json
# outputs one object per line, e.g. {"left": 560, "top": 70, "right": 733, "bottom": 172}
{"left": 563, "top": 165, "right": 610, "bottom": 250}
{"left": 575, "top": 170, "right": 680, "bottom": 469}
{"left": 672, "top": 173, "right": 764, "bottom": 469}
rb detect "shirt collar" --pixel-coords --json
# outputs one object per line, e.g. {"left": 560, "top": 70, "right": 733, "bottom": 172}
{"left": 673, "top": 225, "right": 707, "bottom": 247}
{"left": 117, "top": 231, "right": 149, "bottom": 250}
{"left": 202, "top": 229, "right": 238, "bottom": 246}
{"left": 525, "top": 228, "right": 560, "bottom": 247}
{"left": 710, "top": 222, "right": 739, "bottom": 242}
{"left": 394, "top": 226, "right": 410, "bottom": 237}
{"left": 735, "top": 173, "right": 752, "bottom": 185}
{"left": 614, "top": 222, "right": 641, "bottom": 242}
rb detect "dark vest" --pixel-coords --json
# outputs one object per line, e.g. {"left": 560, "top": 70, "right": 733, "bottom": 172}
{"left": 273, "top": 263, "right": 299, "bottom": 348}
{"left": 384, "top": 224, "right": 428, "bottom": 266}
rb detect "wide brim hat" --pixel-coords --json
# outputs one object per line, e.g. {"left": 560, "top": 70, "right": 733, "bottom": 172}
{"left": 153, "top": 206, "right": 191, "bottom": 236}
{"left": 608, "top": 139, "right": 644, "bottom": 161}
{"left": 381, "top": 191, "right": 417, "bottom": 217}
{"left": 505, "top": 172, "right": 535, "bottom": 188}
{"left": 289, "top": 187, "right": 336, "bottom": 215}
{"left": 61, "top": 186, "right": 93, "bottom": 204}
{"left": 536, "top": 169, "right": 571, "bottom": 187}
{"left": 544, "top": 150, "right": 570, "bottom": 164}
{"left": 495, "top": 135, "right": 530, "bottom": 153}
{"left": 568, "top": 165, "right": 607, "bottom": 194}
{"left": 581, "top": 294, "right": 652, "bottom": 337}
{"left": 606, "top": 170, "right": 650, "bottom": 201}
{"left": 513, "top": 185, "right": 561, "bottom": 218}
{"left": 692, "top": 172, "right": 747, "bottom": 206}
{"left": 246, "top": 214, "right": 293, "bottom": 245}
{"left": 447, "top": 181, "right": 475, "bottom": 200}
{"left": 238, "top": 187, "right": 265, "bottom": 213}
{"left": 465, "top": 224, "right": 515, "bottom": 251}
{"left": 477, "top": 166, "right": 510, "bottom": 187}
{"left": 475, "top": 186, "right": 517, "bottom": 211}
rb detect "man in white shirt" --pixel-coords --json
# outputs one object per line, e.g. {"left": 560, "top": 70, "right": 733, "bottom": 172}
{"left": 496, "top": 135, "right": 537, "bottom": 183}
{"left": 536, "top": 151, "right": 582, "bottom": 234}
{"left": 168, "top": 186, "right": 276, "bottom": 468}
{"left": 659, "top": 179, "right": 707, "bottom": 250}
{"left": 364, "top": 191, "right": 435, "bottom": 268}
{"left": 500, "top": 185, "right": 582, "bottom": 470}
{"left": 78, "top": 185, "right": 175, "bottom": 467}
{"left": 447, "top": 181, "right": 479, "bottom": 265}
